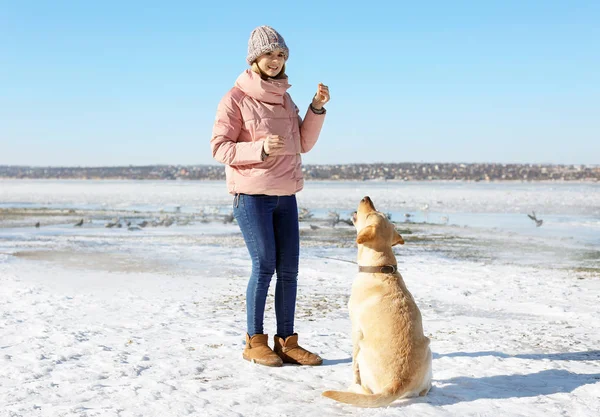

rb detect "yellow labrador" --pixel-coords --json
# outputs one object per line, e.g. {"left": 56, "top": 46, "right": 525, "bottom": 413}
{"left": 323, "top": 196, "right": 432, "bottom": 408}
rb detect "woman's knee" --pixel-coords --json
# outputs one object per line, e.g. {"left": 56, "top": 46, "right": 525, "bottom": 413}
{"left": 253, "top": 258, "right": 276, "bottom": 277}
{"left": 276, "top": 265, "right": 299, "bottom": 281}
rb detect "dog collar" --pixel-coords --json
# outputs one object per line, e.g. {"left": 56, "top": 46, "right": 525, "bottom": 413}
{"left": 358, "top": 265, "right": 398, "bottom": 274}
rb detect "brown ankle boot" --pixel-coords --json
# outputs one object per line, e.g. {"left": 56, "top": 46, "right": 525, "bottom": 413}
{"left": 243, "top": 334, "right": 283, "bottom": 367}
{"left": 273, "top": 334, "right": 323, "bottom": 366}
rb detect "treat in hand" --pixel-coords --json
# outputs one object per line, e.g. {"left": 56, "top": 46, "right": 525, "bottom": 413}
{"left": 312, "top": 83, "right": 330, "bottom": 109}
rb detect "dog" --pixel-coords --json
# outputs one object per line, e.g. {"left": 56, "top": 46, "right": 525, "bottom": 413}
{"left": 323, "top": 196, "right": 432, "bottom": 408}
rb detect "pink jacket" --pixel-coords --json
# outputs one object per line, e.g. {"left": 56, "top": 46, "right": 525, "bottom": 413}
{"left": 211, "top": 69, "right": 326, "bottom": 195}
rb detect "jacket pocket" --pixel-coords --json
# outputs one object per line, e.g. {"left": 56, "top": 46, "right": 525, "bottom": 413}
{"left": 236, "top": 158, "right": 275, "bottom": 177}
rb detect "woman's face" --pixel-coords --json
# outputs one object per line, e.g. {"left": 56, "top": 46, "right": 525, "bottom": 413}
{"left": 255, "top": 48, "right": 287, "bottom": 77}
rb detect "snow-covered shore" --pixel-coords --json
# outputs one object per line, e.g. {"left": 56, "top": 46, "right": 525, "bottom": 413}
{"left": 1, "top": 180, "right": 599, "bottom": 416}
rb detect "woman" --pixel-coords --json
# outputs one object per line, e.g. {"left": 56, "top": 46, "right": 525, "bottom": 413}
{"left": 211, "top": 25, "right": 330, "bottom": 367}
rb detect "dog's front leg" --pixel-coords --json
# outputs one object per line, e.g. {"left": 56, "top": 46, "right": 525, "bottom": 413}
{"left": 351, "top": 329, "right": 363, "bottom": 385}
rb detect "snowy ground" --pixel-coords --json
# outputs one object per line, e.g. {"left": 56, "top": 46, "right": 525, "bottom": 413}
{"left": 1, "top": 180, "right": 599, "bottom": 417}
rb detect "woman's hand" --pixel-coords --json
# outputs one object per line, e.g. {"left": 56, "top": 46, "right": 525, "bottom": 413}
{"left": 311, "top": 83, "right": 330, "bottom": 109}
{"left": 263, "top": 135, "right": 285, "bottom": 156}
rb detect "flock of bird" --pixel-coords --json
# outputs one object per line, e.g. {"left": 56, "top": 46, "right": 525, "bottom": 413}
{"left": 32, "top": 215, "right": 193, "bottom": 230}
{"left": 30, "top": 207, "right": 545, "bottom": 229}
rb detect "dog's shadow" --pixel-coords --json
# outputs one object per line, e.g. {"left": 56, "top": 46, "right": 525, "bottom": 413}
{"left": 424, "top": 369, "right": 600, "bottom": 407}
{"left": 398, "top": 350, "right": 600, "bottom": 407}
{"left": 433, "top": 350, "right": 600, "bottom": 361}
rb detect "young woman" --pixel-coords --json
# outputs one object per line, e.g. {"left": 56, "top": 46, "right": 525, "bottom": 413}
{"left": 211, "top": 25, "right": 330, "bottom": 367}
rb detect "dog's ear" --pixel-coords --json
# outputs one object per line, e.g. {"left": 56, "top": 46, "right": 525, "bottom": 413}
{"left": 392, "top": 229, "right": 405, "bottom": 246}
{"left": 356, "top": 225, "right": 376, "bottom": 244}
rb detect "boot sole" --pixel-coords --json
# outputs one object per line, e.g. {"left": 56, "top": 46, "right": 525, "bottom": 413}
{"left": 281, "top": 359, "right": 323, "bottom": 366}
{"left": 243, "top": 355, "right": 283, "bottom": 367}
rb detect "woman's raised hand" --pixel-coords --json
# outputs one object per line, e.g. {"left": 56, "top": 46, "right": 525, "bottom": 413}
{"left": 311, "top": 83, "right": 330, "bottom": 109}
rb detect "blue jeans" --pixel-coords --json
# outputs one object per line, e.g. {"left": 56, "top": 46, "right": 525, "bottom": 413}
{"left": 233, "top": 194, "right": 299, "bottom": 338}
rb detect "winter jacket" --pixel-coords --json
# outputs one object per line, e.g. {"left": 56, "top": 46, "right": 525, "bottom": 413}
{"left": 211, "top": 69, "right": 325, "bottom": 195}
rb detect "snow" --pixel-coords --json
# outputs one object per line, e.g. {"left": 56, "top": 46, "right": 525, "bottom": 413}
{"left": 1, "top": 180, "right": 599, "bottom": 416}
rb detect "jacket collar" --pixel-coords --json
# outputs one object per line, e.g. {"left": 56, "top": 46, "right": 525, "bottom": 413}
{"left": 235, "top": 69, "right": 291, "bottom": 105}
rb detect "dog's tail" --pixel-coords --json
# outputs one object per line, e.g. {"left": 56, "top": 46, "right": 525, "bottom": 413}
{"left": 322, "top": 380, "right": 406, "bottom": 408}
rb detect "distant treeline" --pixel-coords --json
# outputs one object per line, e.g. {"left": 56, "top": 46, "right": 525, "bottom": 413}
{"left": 1, "top": 163, "right": 599, "bottom": 182}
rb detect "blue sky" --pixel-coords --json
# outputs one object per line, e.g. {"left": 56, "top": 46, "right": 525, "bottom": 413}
{"left": 1, "top": 1, "right": 598, "bottom": 166}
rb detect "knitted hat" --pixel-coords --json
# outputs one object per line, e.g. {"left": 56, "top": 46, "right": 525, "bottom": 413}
{"left": 246, "top": 26, "right": 289, "bottom": 65}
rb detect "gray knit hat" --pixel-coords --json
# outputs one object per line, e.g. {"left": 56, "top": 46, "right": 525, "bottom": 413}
{"left": 246, "top": 25, "right": 289, "bottom": 65}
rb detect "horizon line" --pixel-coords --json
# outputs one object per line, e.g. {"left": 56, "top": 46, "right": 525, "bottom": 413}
{"left": 1, "top": 162, "right": 599, "bottom": 169}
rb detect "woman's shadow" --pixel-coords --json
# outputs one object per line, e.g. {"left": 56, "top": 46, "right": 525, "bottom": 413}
{"left": 321, "top": 357, "right": 352, "bottom": 366}
{"left": 406, "top": 350, "right": 600, "bottom": 407}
